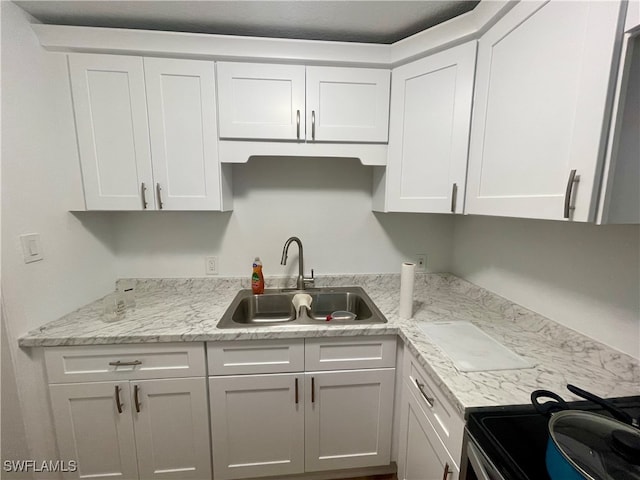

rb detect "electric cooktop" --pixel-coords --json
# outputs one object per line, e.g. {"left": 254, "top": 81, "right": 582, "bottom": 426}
{"left": 466, "top": 395, "right": 640, "bottom": 480}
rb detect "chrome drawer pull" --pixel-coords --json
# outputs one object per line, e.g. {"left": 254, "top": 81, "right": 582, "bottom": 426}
{"left": 134, "top": 384, "right": 141, "bottom": 413}
{"left": 414, "top": 378, "right": 435, "bottom": 408}
{"left": 141, "top": 182, "right": 148, "bottom": 209}
{"left": 563, "top": 169, "right": 579, "bottom": 219}
{"left": 156, "top": 183, "right": 164, "bottom": 210}
{"left": 450, "top": 183, "right": 458, "bottom": 213}
{"left": 115, "top": 385, "right": 123, "bottom": 414}
{"left": 296, "top": 110, "right": 301, "bottom": 140}
{"left": 109, "top": 360, "right": 142, "bottom": 367}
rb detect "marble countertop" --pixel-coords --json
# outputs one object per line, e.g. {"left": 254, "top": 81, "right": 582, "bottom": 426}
{"left": 19, "top": 274, "right": 640, "bottom": 416}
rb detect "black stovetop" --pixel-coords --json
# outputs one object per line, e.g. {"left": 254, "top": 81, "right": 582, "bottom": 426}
{"left": 466, "top": 395, "right": 640, "bottom": 480}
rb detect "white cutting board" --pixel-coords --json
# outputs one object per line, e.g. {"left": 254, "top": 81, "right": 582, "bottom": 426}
{"left": 419, "top": 321, "right": 535, "bottom": 372}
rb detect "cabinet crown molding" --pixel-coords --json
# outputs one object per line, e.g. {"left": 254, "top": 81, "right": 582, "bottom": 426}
{"left": 31, "top": 1, "right": 516, "bottom": 68}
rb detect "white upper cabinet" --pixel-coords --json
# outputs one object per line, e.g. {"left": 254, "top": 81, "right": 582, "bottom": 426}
{"left": 69, "top": 54, "right": 231, "bottom": 211}
{"left": 144, "top": 58, "right": 224, "bottom": 210}
{"left": 217, "top": 62, "right": 306, "bottom": 140}
{"left": 69, "top": 55, "right": 155, "bottom": 211}
{"left": 217, "top": 62, "right": 390, "bottom": 142}
{"left": 466, "top": 0, "right": 626, "bottom": 222}
{"left": 597, "top": 20, "right": 640, "bottom": 224}
{"left": 306, "top": 67, "right": 390, "bottom": 142}
{"left": 373, "top": 42, "right": 476, "bottom": 213}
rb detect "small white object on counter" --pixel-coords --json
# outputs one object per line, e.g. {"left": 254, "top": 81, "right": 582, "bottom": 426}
{"left": 399, "top": 262, "right": 415, "bottom": 319}
{"left": 419, "top": 321, "right": 536, "bottom": 372}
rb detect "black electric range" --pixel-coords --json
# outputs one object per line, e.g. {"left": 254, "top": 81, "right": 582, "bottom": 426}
{"left": 465, "top": 395, "right": 640, "bottom": 480}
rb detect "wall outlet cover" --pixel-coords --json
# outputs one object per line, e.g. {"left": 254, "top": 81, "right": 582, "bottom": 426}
{"left": 205, "top": 256, "right": 218, "bottom": 275}
{"left": 415, "top": 254, "right": 426, "bottom": 272}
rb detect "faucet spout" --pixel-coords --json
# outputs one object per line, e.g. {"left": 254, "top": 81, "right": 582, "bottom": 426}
{"left": 280, "top": 236, "right": 313, "bottom": 290}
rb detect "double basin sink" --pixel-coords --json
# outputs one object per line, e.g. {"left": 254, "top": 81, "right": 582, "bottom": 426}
{"left": 216, "top": 286, "right": 387, "bottom": 329}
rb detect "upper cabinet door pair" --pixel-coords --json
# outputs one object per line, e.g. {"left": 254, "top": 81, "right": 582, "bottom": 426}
{"left": 69, "top": 54, "right": 229, "bottom": 211}
{"left": 216, "top": 62, "right": 391, "bottom": 143}
{"left": 383, "top": 1, "right": 629, "bottom": 221}
{"left": 466, "top": 0, "right": 626, "bottom": 222}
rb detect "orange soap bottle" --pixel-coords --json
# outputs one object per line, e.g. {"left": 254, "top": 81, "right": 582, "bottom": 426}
{"left": 251, "top": 257, "right": 265, "bottom": 294}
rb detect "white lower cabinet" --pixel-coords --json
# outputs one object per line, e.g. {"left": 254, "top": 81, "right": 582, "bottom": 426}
{"left": 46, "top": 345, "right": 211, "bottom": 480}
{"left": 207, "top": 337, "right": 396, "bottom": 479}
{"left": 397, "top": 348, "right": 464, "bottom": 480}
{"left": 209, "top": 373, "right": 305, "bottom": 480}
{"left": 304, "top": 368, "right": 395, "bottom": 472}
{"left": 398, "top": 383, "right": 459, "bottom": 480}
{"left": 49, "top": 381, "right": 139, "bottom": 480}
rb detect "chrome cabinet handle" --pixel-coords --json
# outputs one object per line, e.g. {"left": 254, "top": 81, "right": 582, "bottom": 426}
{"left": 134, "top": 384, "right": 141, "bottom": 413}
{"left": 414, "top": 378, "right": 435, "bottom": 408}
{"left": 563, "top": 169, "right": 579, "bottom": 219}
{"left": 442, "top": 462, "right": 451, "bottom": 480}
{"left": 450, "top": 183, "right": 458, "bottom": 213}
{"left": 115, "top": 385, "right": 123, "bottom": 414}
{"left": 311, "top": 110, "right": 316, "bottom": 141}
{"left": 141, "top": 182, "right": 148, "bottom": 209}
{"left": 108, "top": 360, "right": 142, "bottom": 367}
{"left": 296, "top": 110, "right": 300, "bottom": 140}
{"left": 295, "top": 378, "right": 299, "bottom": 405}
{"left": 156, "top": 183, "right": 163, "bottom": 210}
{"left": 311, "top": 377, "right": 315, "bottom": 403}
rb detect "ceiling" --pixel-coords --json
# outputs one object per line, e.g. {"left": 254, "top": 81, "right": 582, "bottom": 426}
{"left": 15, "top": 1, "right": 479, "bottom": 44}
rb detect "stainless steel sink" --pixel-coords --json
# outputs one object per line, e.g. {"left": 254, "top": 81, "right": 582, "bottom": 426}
{"left": 217, "top": 287, "right": 387, "bottom": 329}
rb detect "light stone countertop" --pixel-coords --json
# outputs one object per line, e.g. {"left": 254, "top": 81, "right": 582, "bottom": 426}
{"left": 19, "top": 274, "right": 640, "bottom": 417}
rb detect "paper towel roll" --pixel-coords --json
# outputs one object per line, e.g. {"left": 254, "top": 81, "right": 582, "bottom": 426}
{"left": 399, "top": 262, "right": 415, "bottom": 319}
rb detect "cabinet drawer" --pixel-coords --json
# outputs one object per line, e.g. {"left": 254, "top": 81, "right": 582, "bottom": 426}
{"left": 207, "top": 339, "right": 305, "bottom": 375}
{"left": 305, "top": 336, "right": 396, "bottom": 371}
{"left": 45, "top": 343, "right": 206, "bottom": 383}
{"left": 403, "top": 350, "right": 464, "bottom": 464}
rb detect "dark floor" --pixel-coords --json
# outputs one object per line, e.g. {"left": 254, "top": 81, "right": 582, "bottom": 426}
{"left": 343, "top": 475, "right": 397, "bottom": 480}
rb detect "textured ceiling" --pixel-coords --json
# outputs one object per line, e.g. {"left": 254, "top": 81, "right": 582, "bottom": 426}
{"left": 15, "top": 1, "right": 479, "bottom": 44}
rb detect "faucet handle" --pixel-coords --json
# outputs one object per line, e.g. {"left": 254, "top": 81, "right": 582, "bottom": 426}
{"left": 304, "top": 269, "right": 315, "bottom": 288}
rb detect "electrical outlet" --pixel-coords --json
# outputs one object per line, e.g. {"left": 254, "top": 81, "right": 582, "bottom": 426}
{"left": 205, "top": 256, "right": 218, "bottom": 275}
{"left": 415, "top": 254, "right": 426, "bottom": 273}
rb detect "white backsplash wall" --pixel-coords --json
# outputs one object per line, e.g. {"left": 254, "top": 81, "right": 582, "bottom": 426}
{"left": 1, "top": 2, "right": 119, "bottom": 471}
{"left": 451, "top": 215, "right": 640, "bottom": 359}
{"left": 114, "top": 157, "right": 455, "bottom": 278}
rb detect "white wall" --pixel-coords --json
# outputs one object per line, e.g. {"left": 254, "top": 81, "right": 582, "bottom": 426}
{"left": 1, "top": 1, "right": 119, "bottom": 470}
{"left": 114, "top": 157, "right": 455, "bottom": 278}
{"left": 451, "top": 215, "right": 640, "bottom": 359}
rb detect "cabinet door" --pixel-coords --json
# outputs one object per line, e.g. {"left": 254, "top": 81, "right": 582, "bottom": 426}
{"left": 133, "top": 377, "right": 211, "bottom": 480}
{"left": 209, "top": 373, "right": 304, "bottom": 480}
{"left": 597, "top": 32, "right": 640, "bottom": 224}
{"left": 306, "top": 67, "right": 390, "bottom": 142}
{"left": 397, "top": 383, "right": 459, "bottom": 480}
{"left": 49, "top": 382, "right": 138, "bottom": 480}
{"left": 144, "top": 58, "right": 224, "bottom": 210}
{"left": 68, "top": 54, "right": 154, "bottom": 210}
{"left": 217, "top": 62, "right": 305, "bottom": 140}
{"left": 385, "top": 42, "right": 475, "bottom": 213}
{"left": 466, "top": 1, "right": 625, "bottom": 221}
{"left": 304, "top": 368, "right": 395, "bottom": 472}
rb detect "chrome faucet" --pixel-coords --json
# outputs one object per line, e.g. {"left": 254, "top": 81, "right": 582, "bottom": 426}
{"left": 280, "top": 236, "right": 315, "bottom": 290}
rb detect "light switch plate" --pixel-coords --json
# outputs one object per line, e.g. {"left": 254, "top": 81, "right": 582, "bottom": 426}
{"left": 20, "top": 233, "right": 43, "bottom": 263}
